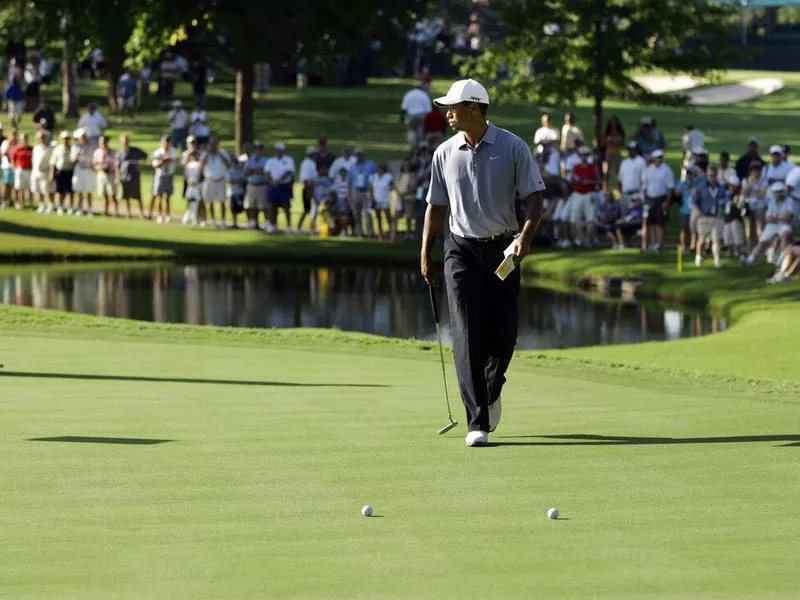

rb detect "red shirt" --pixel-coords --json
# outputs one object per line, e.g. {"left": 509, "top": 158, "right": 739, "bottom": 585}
{"left": 572, "top": 162, "right": 597, "bottom": 193}
{"left": 423, "top": 109, "right": 446, "bottom": 134}
{"left": 10, "top": 144, "right": 33, "bottom": 170}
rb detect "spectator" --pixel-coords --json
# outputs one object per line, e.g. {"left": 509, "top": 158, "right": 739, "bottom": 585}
{"left": 243, "top": 142, "right": 268, "bottom": 229}
{"left": 783, "top": 144, "right": 795, "bottom": 167}
{"left": 723, "top": 185, "right": 747, "bottom": 259}
{"left": 315, "top": 137, "right": 335, "bottom": 171}
{"left": 764, "top": 145, "right": 791, "bottom": 184}
{"left": 743, "top": 182, "right": 795, "bottom": 265}
{"left": 597, "top": 191, "right": 622, "bottom": 249}
{"left": 92, "top": 134, "right": 118, "bottom": 217}
{"left": 70, "top": 129, "right": 94, "bottom": 217}
{"left": 227, "top": 158, "right": 246, "bottom": 229}
{"left": 181, "top": 148, "right": 202, "bottom": 226}
{"left": 691, "top": 148, "right": 710, "bottom": 174}
{"left": 634, "top": 117, "right": 665, "bottom": 158}
{"left": 642, "top": 149, "right": 674, "bottom": 251}
{"left": 23, "top": 60, "right": 40, "bottom": 110}
{"left": 31, "top": 130, "right": 52, "bottom": 213}
{"left": 603, "top": 116, "right": 625, "bottom": 189}
{"left": 612, "top": 197, "right": 644, "bottom": 249}
{"left": 534, "top": 114, "right": 559, "bottom": 153}
{"left": 735, "top": 137, "right": 762, "bottom": 182}
{"left": 77, "top": 102, "right": 108, "bottom": 148}
{"left": 150, "top": 135, "right": 177, "bottom": 223}
{"left": 168, "top": 100, "right": 188, "bottom": 151}
{"left": 767, "top": 243, "right": 800, "bottom": 283}
{"left": 0, "top": 128, "right": 17, "bottom": 207}
{"left": 116, "top": 69, "right": 138, "bottom": 123}
{"left": 4, "top": 77, "right": 23, "bottom": 127}
{"left": 200, "top": 138, "right": 230, "bottom": 228}
{"left": 10, "top": 132, "right": 32, "bottom": 209}
{"left": 682, "top": 125, "right": 705, "bottom": 177}
{"left": 192, "top": 58, "right": 208, "bottom": 107}
{"left": 265, "top": 141, "right": 296, "bottom": 233}
{"left": 330, "top": 145, "right": 356, "bottom": 177}
{"left": 400, "top": 79, "right": 432, "bottom": 147}
{"left": 116, "top": 134, "right": 147, "bottom": 219}
{"left": 348, "top": 147, "right": 377, "bottom": 237}
{"left": 719, "top": 152, "right": 739, "bottom": 189}
{"left": 189, "top": 106, "right": 210, "bottom": 147}
{"left": 297, "top": 146, "right": 318, "bottom": 232}
{"left": 570, "top": 146, "right": 600, "bottom": 247}
{"left": 693, "top": 165, "right": 727, "bottom": 268}
{"left": 618, "top": 142, "right": 645, "bottom": 211}
{"left": 675, "top": 167, "right": 698, "bottom": 251}
{"left": 158, "top": 53, "right": 178, "bottom": 100}
{"left": 32, "top": 98, "right": 55, "bottom": 134}
{"left": 310, "top": 163, "right": 334, "bottom": 234}
{"left": 423, "top": 107, "right": 446, "bottom": 149}
{"left": 49, "top": 131, "right": 74, "bottom": 214}
{"left": 368, "top": 162, "right": 394, "bottom": 240}
{"left": 332, "top": 167, "right": 353, "bottom": 235}
{"left": 741, "top": 161, "right": 767, "bottom": 249}
{"left": 394, "top": 161, "right": 417, "bottom": 240}
{"left": 140, "top": 62, "right": 152, "bottom": 104}
{"left": 296, "top": 56, "right": 309, "bottom": 91}
{"left": 560, "top": 112, "right": 582, "bottom": 154}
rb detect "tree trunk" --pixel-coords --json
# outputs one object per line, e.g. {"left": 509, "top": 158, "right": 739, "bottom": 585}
{"left": 235, "top": 60, "right": 255, "bottom": 155}
{"left": 592, "top": 0, "right": 605, "bottom": 148}
{"left": 61, "top": 30, "right": 79, "bottom": 117}
{"left": 106, "top": 55, "right": 124, "bottom": 109}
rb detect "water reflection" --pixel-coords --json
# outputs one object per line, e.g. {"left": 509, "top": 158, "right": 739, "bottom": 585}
{"left": 0, "top": 265, "right": 727, "bottom": 350}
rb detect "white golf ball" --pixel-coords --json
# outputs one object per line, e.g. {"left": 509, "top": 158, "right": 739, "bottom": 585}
{"left": 547, "top": 508, "right": 559, "bottom": 520}
{"left": 361, "top": 505, "right": 373, "bottom": 517}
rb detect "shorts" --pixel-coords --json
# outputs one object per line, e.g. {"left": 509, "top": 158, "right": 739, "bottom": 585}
{"left": 552, "top": 197, "right": 572, "bottom": 222}
{"left": 120, "top": 179, "right": 141, "bottom": 200}
{"left": 723, "top": 220, "right": 745, "bottom": 246}
{"left": 244, "top": 183, "right": 267, "bottom": 210}
{"left": 96, "top": 171, "right": 117, "bottom": 197}
{"left": 230, "top": 194, "right": 245, "bottom": 214}
{"left": 679, "top": 213, "right": 691, "bottom": 231}
{"left": 185, "top": 184, "right": 202, "bottom": 202}
{"left": 2, "top": 167, "right": 14, "bottom": 184}
{"left": 689, "top": 206, "right": 700, "bottom": 233}
{"left": 760, "top": 223, "right": 792, "bottom": 243}
{"left": 14, "top": 168, "right": 31, "bottom": 191}
{"left": 696, "top": 216, "right": 723, "bottom": 244}
{"left": 117, "top": 95, "right": 136, "bottom": 108}
{"left": 8, "top": 100, "right": 23, "bottom": 121}
{"left": 570, "top": 192, "right": 597, "bottom": 224}
{"left": 203, "top": 179, "right": 227, "bottom": 203}
{"left": 153, "top": 172, "right": 174, "bottom": 196}
{"left": 302, "top": 183, "right": 313, "bottom": 212}
{"left": 72, "top": 167, "right": 94, "bottom": 194}
{"left": 55, "top": 169, "right": 73, "bottom": 195}
{"left": 645, "top": 195, "right": 668, "bottom": 226}
{"left": 31, "top": 171, "right": 49, "bottom": 195}
{"left": 268, "top": 181, "right": 293, "bottom": 206}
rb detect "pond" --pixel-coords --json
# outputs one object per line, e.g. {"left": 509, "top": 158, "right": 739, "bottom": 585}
{"left": 0, "top": 265, "right": 727, "bottom": 350}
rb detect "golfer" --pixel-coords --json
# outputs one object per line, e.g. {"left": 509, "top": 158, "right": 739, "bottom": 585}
{"left": 421, "top": 79, "right": 545, "bottom": 447}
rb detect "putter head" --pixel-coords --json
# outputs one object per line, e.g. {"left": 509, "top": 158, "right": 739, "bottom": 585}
{"left": 437, "top": 421, "right": 458, "bottom": 435}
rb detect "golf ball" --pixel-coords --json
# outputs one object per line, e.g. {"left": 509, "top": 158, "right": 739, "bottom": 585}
{"left": 547, "top": 508, "right": 559, "bottom": 520}
{"left": 361, "top": 505, "right": 373, "bottom": 517}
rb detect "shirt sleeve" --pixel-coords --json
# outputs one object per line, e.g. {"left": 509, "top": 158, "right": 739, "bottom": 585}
{"left": 426, "top": 151, "right": 449, "bottom": 207}
{"left": 514, "top": 140, "right": 546, "bottom": 197}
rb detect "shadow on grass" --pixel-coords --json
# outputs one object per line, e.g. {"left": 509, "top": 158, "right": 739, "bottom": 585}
{"left": 491, "top": 433, "right": 800, "bottom": 447}
{"left": 28, "top": 436, "right": 172, "bottom": 445}
{"left": 0, "top": 371, "right": 388, "bottom": 388}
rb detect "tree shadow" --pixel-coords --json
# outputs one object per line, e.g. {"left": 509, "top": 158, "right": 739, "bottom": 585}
{"left": 28, "top": 436, "right": 172, "bottom": 445}
{"left": 0, "top": 371, "right": 388, "bottom": 388}
{"left": 491, "top": 433, "right": 800, "bottom": 448}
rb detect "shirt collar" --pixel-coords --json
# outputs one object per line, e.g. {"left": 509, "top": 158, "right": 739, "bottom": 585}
{"left": 458, "top": 121, "right": 496, "bottom": 150}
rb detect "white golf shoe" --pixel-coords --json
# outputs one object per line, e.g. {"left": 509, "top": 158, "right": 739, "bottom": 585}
{"left": 489, "top": 397, "right": 502, "bottom": 433}
{"left": 465, "top": 430, "right": 488, "bottom": 447}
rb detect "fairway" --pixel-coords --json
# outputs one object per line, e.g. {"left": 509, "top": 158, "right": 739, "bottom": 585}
{"left": 2, "top": 306, "right": 799, "bottom": 598}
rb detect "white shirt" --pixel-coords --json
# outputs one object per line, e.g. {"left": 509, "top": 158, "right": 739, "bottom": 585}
{"left": 202, "top": 151, "right": 229, "bottom": 180}
{"left": 70, "top": 143, "right": 92, "bottom": 169}
{"left": 169, "top": 108, "right": 188, "bottom": 130}
{"left": 0, "top": 139, "right": 14, "bottom": 169}
{"left": 533, "top": 126, "right": 559, "bottom": 149}
{"left": 190, "top": 110, "right": 208, "bottom": 124}
{"left": 265, "top": 155, "right": 296, "bottom": 183}
{"left": 618, "top": 155, "right": 647, "bottom": 193}
{"left": 330, "top": 155, "right": 357, "bottom": 177}
{"left": 766, "top": 197, "right": 795, "bottom": 220}
{"left": 683, "top": 129, "right": 705, "bottom": 153}
{"left": 564, "top": 153, "right": 582, "bottom": 181}
{"left": 184, "top": 158, "right": 202, "bottom": 185}
{"left": 369, "top": 172, "right": 393, "bottom": 206}
{"left": 544, "top": 150, "right": 560, "bottom": 177}
{"left": 763, "top": 161, "right": 792, "bottom": 183}
{"left": 77, "top": 112, "right": 108, "bottom": 137}
{"left": 644, "top": 163, "right": 675, "bottom": 197}
{"left": 719, "top": 166, "right": 739, "bottom": 187}
{"left": 152, "top": 147, "right": 177, "bottom": 176}
{"left": 785, "top": 165, "right": 800, "bottom": 198}
{"left": 32, "top": 144, "right": 51, "bottom": 173}
{"left": 400, "top": 88, "right": 432, "bottom": 116}
{"left": 299, "top": 157, "right": 318, "bottom": 183}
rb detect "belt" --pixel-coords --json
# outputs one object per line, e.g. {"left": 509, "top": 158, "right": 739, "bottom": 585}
{"left": 470, "top": 231, "right": 518, "bottom": 243}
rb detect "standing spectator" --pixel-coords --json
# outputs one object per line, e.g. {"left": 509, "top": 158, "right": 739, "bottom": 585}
{"left": 741, "top": 161, "right": 767, "bottom": 249}
{"left": 368, "top": 162, "right": 394, "bottom": 240}
{"left": 150, "top": 135, "right": 177, "bottom": 223}
{"left": 10, "top": 132, "right": 33, "bottom": 209}
{"left": 265, "top": 142, "right": 296, "bottom": 232}
{"left": 764, "top": 145, "right": 791, "bottom": 184}
{"left": 693, "top": 165, "right": 727, "bottom": 268}
{"left": 400, "top": 80, "right": 432, "bottom": 147}
{"left": 682, "top": 125, "right": 705, "bottom": 177}
{"left": 423, "top": 107, "right": 447, "bottom": 149}
{"left": 603, "top": 116, "right": 625, "bottom": 189}
{"left": 634, "top": 117, "right": 665, "bottom": 158}
{"left": 296, "top": 56, "right": 309, "bottom": 91}
{"left": 32, "top": 98, "right": 55, "bottom": 135}
{"left": 23, "top": 60, "right": 40, "bottom": 110}
{"left": 533, "top": 114, "right": 559, "bottom": 153}
{"left": 0, "top": 128, "right": 17, "bottom": 207}
{"left": 244, "top": 142, "right": 268, "bottom": 229}
{"left": 735, "top": 137, "right": 762, "bottom": 182}
{"left": 189, "top": 105, "right": 210, "bottom": 147}
{"left": 642, "top": 149, "right": 674, "bottom": 251}
{"left": 158, "top": 53, "right": 178, "bottom": 101}
{"left": 315, "top": 137, "right": 335, "bottom": 171}
{"left": 49, "top": 131, "right": 75, "bottom": 214}
{"left": 783, "top": 144, "right": 795, "bottom": 168}
{"left": 675, "top": 167, "right": 698, "bottom": 251}
{"left": 297, "top": 146, "right": 318, "bottom": 232}
{"left": 570, "top": 147, "right": 600, "bottom": 247}
{"left": 394, "top": 161, "right": 417, "bottom": 240}
{"left": 227, "top": 158, "right": 246, "bottom": 229}
{"left": 200, "top": 138, "right": 230, "bottom": 228}
{"left": 77, "top": 102, "right": 108, "bottom": 149}
{"left": 39, "top": 55, "right": 53, "bottom": 85}
{"left": 92, "top": 135, "right": 118, "bottom": 217}
{"left": 560, "top": 112, "right": 582, "bottom": 154}
{"left": 309, "top": 163, "right": 333, "bottom": 234}
{"left": 181, "top": 148, "right": 202, "bottom": 225}
{"left": 70, "top": 129, "right": 94, "bottom": 217}
{"left": 116, "top": 134, "right": 147, "bottom": 218}
{"left": 348, "top": 148, "right": 377, "bottom": 237}
{"left": 618, "top": 142, "right": 646, "bottom": 211}
{"left": 743, "top": 182, "right": 795, "bottom": 265}
{"left": 4, "top": 77, "right": 24, "bottom": 127}
{"left": 169, "top": 100, "right": 188, "bottom": 151}
{"left": 332, "top": 167, "right": 352, "bottom": 235}
{"left": 330, "top": 145, "right": 356, "bottom": 177}
{"left": 719, "top": 152, "right": 739, "bottom": 189}
{"left": 116, "top": 69, "right": 138, "bottom": 123}
{"left": 31, "top": 130, "right": 52, "bottom": 213}
{"left": 723, "top": 186, "right": 747, "bottom": 259}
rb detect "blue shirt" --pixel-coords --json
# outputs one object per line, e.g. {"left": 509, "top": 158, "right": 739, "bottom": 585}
{"left": 676, "top": 179, "right": 695, "bottom": 215}
{"left": 349, "top": 159, "right": 377, "bottom": 191}
{"left": 118, "top": 74, "right": 138, "bottom": 98}
{"left": 312, "top": 175, "right": 333, "bottom": 203}
{"left": 693, "top": 181, "right": 728, "bottom": 217}
{"left": 3, "top": 83, "right": 23, "bottom": 102}
{"left": 227, "top": 166, "right": 245, "bottom": 196}
{"left": 244, "top": 155, "right": 267, "bottom": 185}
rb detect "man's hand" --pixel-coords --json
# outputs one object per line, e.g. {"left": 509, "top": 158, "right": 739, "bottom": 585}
{"left": 420, "top": 250, "right": 435, "bottom": 285}
{"left": 510, "top": 235, "right": 531, "bottom": 262}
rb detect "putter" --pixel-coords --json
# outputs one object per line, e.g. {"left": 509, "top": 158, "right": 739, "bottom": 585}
{"left": 428, "top": 285, "right": 458, "bottom": 435}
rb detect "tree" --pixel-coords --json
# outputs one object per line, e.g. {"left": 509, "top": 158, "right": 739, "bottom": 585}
{"left": 464, "top": 0, "right": 740, "bottom": 146}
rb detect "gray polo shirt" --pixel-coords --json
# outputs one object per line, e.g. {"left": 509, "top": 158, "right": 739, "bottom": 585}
{"left": 427, "top": 122, "right": 545, "bottom": 238}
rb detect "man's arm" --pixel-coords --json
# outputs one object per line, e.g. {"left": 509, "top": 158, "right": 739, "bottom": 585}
{"left": 421, "top": 204, "right": 447, "bottom": 285}
{"left": 512, "top": 192, "right": 544, "bottom": 260}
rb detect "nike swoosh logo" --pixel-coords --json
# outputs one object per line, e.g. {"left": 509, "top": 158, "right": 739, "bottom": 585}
{"left": 490, "top": 156, "right": 500, "bottom": 160}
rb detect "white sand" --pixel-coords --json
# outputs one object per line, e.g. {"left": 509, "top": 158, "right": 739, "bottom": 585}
{"left": 684, "top": 78, "right": 784, "bottom": 105}
{"left": 633, "top": 75, "right": 705, "bottom": 94}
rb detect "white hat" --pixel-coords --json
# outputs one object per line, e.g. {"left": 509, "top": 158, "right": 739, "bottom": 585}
{"left": 59, "top": 130, "right": 70, "bottom": 139}
{"left": 640, "top": 116, "right": 653, "bottom": 125}
{"left": 694, "top": 147, "right": 709, "bottom": 155}
{"left": 651, "top": 149, "right": 664, "bottom": 158}
{"left": 306, "top": 146, "right": 316, "bottom": 155}
{"left": 73, "top": 128, "right": 86, "bottom": 138}
{"left": 748, "top": 136, "right": 758, "bottom": 144}
{"left": 433, "top": 79, "right": 490, "bottom": 108}
{"left": 769, "top": 144, "right": 784, "bottom": 155}
{"left": 627, "top": 141, "right": 638, "bottom": 149}
{"left": 577, "top": 146, "right": 591, "bottom": 155}
{"left": 274, "top": 142, "right": 286, "bottom": 151}
{"left": 172, "top": 100, "right": 182, "bottom": 108}
{"left": 354, "top": 147, "right": 365, "bottom": 154}
{"left": 770, "top": 181, "right": 786, "bottom": 193}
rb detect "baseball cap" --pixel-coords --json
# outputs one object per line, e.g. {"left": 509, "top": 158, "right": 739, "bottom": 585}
{"left": 433, "top": 79, "right": 490, "bottom": 108}
{"left": 694, "top": 147, "right": 709, "bottom": 155}
{"left": 748, "top": 136, "right": 758, "bottom": 144}
{"left": 627, "top": 141, "right": 637, "bottom": 149}
{"left": 73, "top": 128, "right": 86, "bottom": 138}
{"left": 172, "top": 100, "right": 182, "bottom": 108}
{"left": 59, "top": 130, "right": 70, "bottom": 139}
{"left": 770, "top": 181, "right": 785, "bottom": 193}
{"left": 318, "top": 136, "right": 327, "bottom": 144}
{"left": 274, "top": 142, "right": 286, "bottom": 151}
{"left": 651, "top": 149, "right": 664, "bottom": 158}
{"left": 640, "top": 116, "right": 653, "bottom": 125}
{"left": 306, "top": 146, "right": 316, "bottom": 155}
{"left": 577, "top": 146, "right": 590, "bottom": 155}
{"left": 769, "top": 144, "right": 784, "bottom": 155}
{"left": 355, "top": 147, "right": 364, "bottom": 154}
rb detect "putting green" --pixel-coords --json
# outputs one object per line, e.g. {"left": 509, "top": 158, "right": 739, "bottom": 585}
{"left": 2, "top": 305, "right": 799, "bottom": 598}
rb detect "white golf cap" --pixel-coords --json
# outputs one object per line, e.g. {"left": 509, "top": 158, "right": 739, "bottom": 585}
{"left": 577, "top": 146, "right": 591, "bottom": 155}
{"left": 651, "top": 149, "right": 664, "bottom": 158}
{"left": 770, "top": 181, "right": 785, "bottom": 193}
{"left": 73, "top": 128, "right": 86, "bottom": 138}
{"left": 433, "top": 79, "right": 490, "bottom": 108}
{"left": 694, "top": 147, "right": 709, "bottom": 155}
{"left": 748, "top": 136, "right": 758, "bottom": 144}
{"left": 59, "top": 130, "right": 70, "bottom": 139}
{"left": 627, "top": 141, "right": 638, "bottom": 149}
{"left": 306, "top": 146, "right": 316, "bottom": 155}
{"left": 274, "top": 142, "right": 286, "bottom": 151}
{"left": 769, "top": 144, "right": 784, "bottom": 154}
{"left": 172, "top": 100, "right": 182, "bottom": 107}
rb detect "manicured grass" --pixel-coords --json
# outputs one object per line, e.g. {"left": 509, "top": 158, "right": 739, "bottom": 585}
{"left": 1, "top": 303, "right": 799, "bottom": 599}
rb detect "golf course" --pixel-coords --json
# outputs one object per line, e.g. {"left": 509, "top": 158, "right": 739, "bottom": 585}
{"left": 1, "top": 72, "right": 800, "bottom": 598}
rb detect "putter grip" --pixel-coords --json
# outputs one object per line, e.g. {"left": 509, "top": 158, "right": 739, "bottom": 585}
{"left": 429, "top": 285, "right": 439, "bottom": 325}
